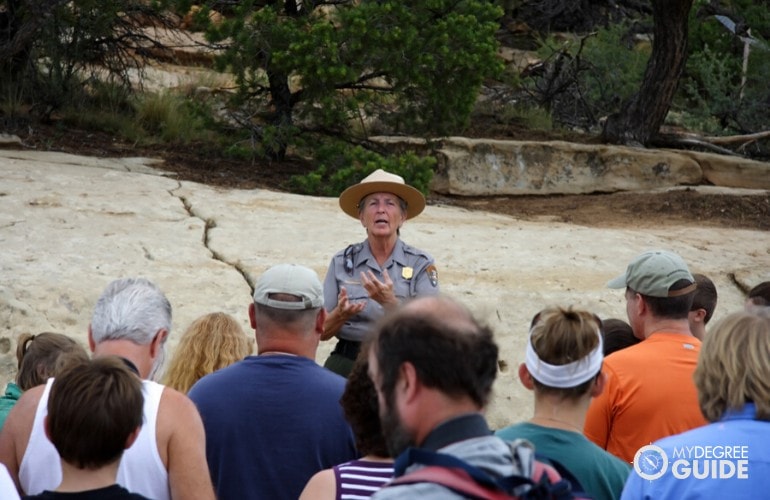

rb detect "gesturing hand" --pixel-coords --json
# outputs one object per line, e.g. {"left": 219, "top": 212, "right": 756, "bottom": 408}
{"left": 361, "top": 270, "right": 398, "bottom": 308}
{"left": 322, "top": 287, "right": 365, "bottom": 341}
{"left": 338, "top": 286, "right": 365, "bottom": 319}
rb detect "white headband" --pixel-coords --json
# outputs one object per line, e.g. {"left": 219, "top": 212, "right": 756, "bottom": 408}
{"left": 525, "top": 328, "right": 603, "bottom": 388}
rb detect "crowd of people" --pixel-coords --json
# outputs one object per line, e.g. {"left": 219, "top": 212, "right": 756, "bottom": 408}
{"left": 0, "top": 169, "right": 768, "bottom": 499}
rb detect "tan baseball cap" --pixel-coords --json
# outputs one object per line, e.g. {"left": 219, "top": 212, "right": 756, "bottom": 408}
{"left": 252, "top": 264, "right": 324, "bottom": 310}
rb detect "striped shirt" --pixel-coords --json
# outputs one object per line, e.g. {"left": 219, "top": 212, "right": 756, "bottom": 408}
{"left": 334, "top": 459, "right": 394, "bottom": 500}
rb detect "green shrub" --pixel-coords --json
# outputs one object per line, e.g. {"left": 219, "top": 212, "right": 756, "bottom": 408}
{"left": 57, "top": 80, "right": 136, "bottom": 135}
{"left": 504, "top": 104, "right": 553, "bottom": 131}
{"left": 673, "top": 2, "right": 770, "bottom": 135}
{"left": 133, "top": 91, "right": 211, "bottom": 143}
{"left": 290, "top": 142, "right": 435, "bottom": 197}
{"left": 174, "top": 0, "right": 503, "bottom": 159}
{"left": 579, "top": 26, "right": 649, "bottom": 115}
{"left": 521, "top": 22, "right": 649, "bottom": 130}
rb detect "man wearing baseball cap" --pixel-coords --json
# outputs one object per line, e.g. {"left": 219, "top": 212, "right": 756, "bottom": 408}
{"left": 584, "top": 250, "right": 707, "bottom": 463}
{"left": 189, "top": 264, "right": 357, "bottom": 500}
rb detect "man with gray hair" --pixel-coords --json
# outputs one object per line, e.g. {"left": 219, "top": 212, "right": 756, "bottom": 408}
{"left": 0, "top": 278, "right": 215, "bottom": 500}
{"left": 189, "top": 264, "right": 357, "bottom": 500}
{"left": 584, "top": 250, "right": 707, "bottom": 463}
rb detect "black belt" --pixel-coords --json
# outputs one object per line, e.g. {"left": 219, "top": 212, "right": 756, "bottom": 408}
{"left": 333, "top": 338, "right": 361, "bottom": 361}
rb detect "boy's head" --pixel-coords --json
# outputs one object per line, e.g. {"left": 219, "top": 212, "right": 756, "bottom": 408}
{"left": 45, "top": 356, "right": 144, "bottom": 469}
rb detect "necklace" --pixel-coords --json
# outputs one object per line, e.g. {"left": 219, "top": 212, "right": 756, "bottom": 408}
{"left": 530, "top": 415, "right": 583, "bottom": 433}
{"left": 259, "top": 351, "right": 298, "bottom": 356}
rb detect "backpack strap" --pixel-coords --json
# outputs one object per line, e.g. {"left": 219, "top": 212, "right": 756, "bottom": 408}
{"left": 534, "top": 454, "right": 592, "bottom": 499}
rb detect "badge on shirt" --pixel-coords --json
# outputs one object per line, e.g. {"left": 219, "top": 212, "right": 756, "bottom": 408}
{"left": 402, "top": 267, "right": 413, "bottom": 279}
{"left": 426, "top": 265, "right": 439, "bottom": 287}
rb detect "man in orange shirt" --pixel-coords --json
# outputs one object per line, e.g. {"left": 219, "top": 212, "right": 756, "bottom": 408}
{"left": 584, "top": 249, "right": 707, "bottom": 464}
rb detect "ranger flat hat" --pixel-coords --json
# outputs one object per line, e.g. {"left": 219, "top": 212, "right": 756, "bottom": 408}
{"left": 338, "top": 169, "right": 426, "bottom": 220}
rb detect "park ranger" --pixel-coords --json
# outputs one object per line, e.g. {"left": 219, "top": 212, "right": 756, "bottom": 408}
{"left": 322, "top": 169, "right": 440, "bottom": 377}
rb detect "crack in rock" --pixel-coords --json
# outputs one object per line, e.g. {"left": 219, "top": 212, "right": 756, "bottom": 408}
{"left": 168, "top": 184, "right": 253, "bottom": 295}
{"left": 1, "top": 220, "right": 25, "bottom": 229}
{"left": 728, "top": 272, "right": 750, "bottom": 296}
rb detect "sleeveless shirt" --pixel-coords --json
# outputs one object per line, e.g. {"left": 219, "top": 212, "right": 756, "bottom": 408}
{"left": 334, "top": 459, "right": 394, "bottom": 499}
{"left": 19, "top": 378, "right": 169, "bottom": 500}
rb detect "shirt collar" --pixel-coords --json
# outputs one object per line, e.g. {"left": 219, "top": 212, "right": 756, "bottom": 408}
{"left": 721, "top": 402, "right": 758, "bottom": 422}
{"left": 362, "top": 239, "right": 407, "bottom": 268}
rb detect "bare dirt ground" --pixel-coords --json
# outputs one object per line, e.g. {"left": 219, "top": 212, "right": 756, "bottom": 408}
{"left": 16, "top": 123, "right": 770, "bottom": 231}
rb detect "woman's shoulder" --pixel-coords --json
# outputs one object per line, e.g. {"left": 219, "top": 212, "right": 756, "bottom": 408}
{"left": 399, "top": 240, "right": 435, "bottom": 261}
{"left": 331, "top": 241, "right": 366, "bottom": 259}
{"left": 298, "top": 467, "right": 336, "bottom": 500}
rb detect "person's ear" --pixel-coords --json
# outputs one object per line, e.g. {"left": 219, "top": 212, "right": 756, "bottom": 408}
{"left": 314, "top": 308, "right": 327, "bottom": 337}
{"left": 87, "top": 325, "right": 96, "bottom": 353}
{"left": 691, "top": 308, "right": 707, "bottom": 323}
{"left": 359, "top": 207, "right": 367, "bottom": 228}
{"left": 518, "top": 363, "right": 536, "bottom": 391}
{"left": 590, "top": 371, "right": 607, "bottom": 398}
{"left": 248, "top": 303, "right": 257, "bottom": 330}
{"left": 633, "top": 292, "right": 649, "bottom": 318}
{"left": 124, "top": 426, "right": 141, "bottom": 450}
{"left": 399, "top": 361, "right": 419, "bottom": 404}
{"left": 150, "top": 329, "right": 168, "bottom": 358}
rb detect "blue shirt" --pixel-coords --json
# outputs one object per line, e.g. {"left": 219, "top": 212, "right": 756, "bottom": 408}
{"left": 621, "top": 403, "right": 769, "bottom": 499}
{"left": 324, "top": 239, "right": 439, "bottom": 342}
{"left": 189, "top": 355, "right": 358, "bottom": 500}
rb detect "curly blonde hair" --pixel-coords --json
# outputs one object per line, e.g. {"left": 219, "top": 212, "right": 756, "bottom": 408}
{"left": 163, "top": 312, "right": 253, "bottom": 393}
{"left": 695, "top": 310, "right": 770, "bottom": 422}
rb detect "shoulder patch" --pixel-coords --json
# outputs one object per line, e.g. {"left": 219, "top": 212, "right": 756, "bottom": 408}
{"left": 426, "top": 265, "right": 439, "bottom": 287}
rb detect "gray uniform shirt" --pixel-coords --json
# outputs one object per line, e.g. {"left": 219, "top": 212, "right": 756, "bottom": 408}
{"left": 323, "top": 238, "right": 439, "bottom": 342}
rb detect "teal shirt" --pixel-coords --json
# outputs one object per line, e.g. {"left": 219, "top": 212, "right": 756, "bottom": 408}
{"left": 0, "top": 382, "right": 22, "bottom": 430}
{"left": 496, "top": 422, "right": 630, "bottom": 500}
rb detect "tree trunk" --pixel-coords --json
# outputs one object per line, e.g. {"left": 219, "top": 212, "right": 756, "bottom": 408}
{"left": 601, "top": 0, "right": 694, "bottom": 146}
{"left": 262, "top": 0, "right": 304, "bottom": 161}
{"left": 0, "top": 0, "right": 69, "bottom": 77}
{"left": 266, "top": 69, "right": 293, "bottom": 161}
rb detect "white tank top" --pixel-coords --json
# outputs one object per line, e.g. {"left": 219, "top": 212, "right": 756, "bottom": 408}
{"left": 19, "top": 378, "right": 170, "bottom": 500}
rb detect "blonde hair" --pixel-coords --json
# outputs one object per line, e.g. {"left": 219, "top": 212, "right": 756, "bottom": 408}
{"left": 163, "top": 312, "right": 253, "bottom": 393}
{"left": 695, "top": 310, "right": 770, "bottom": 422}
{"left": 529, "top": 306, "right": 602, "bottom": 399}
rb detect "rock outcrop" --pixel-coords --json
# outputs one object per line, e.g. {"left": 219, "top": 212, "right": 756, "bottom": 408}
{"left": 372, "top": 136, "right": 770, "bottom": 195}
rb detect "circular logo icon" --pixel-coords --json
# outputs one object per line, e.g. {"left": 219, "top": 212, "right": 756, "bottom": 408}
{"left": 633, "top": 444, "right": 669, "bottom": 480}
